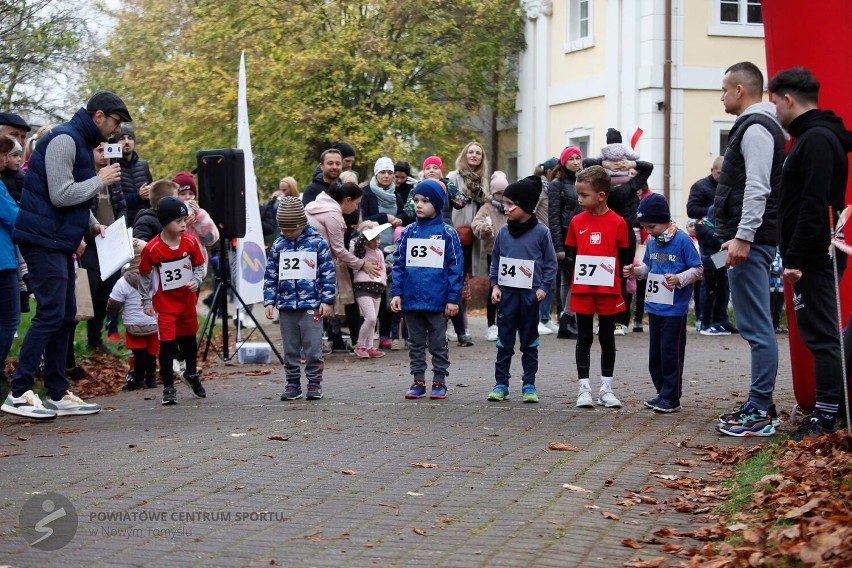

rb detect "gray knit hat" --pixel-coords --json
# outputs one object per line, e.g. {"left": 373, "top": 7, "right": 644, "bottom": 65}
{"left": 277, "top": 196, "right": 308, "bottom": 231}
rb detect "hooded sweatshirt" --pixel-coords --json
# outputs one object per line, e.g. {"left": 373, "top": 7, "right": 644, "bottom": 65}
{"left": 304, "top": 191, "right": 365, "bottom": 272}
{"left": 779, "top": 108, "right": 852, "bottom": 272}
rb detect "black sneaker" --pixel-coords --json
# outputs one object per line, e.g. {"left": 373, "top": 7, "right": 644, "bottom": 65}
{"left": 162, "top": 386, "right": 177, "bottom": 405}
{"left": 793, "top": 417, "right": 837, "bottom": 442}
{"left": 183, "top": 372, "right": 206, "bottom": 398}
{"left": 122, "top": 370, "right": 144, "bottom": 391}
{"left": 65, "top": 366, "right": 87, "bottom": 381}
{"left": 88, "top": 342, "right": 117, "bottom": 357}
{"left": 306, "top": 383, "right": 323, "bottom": 400}
{"left": 144, "top": 374, "right": 157, "bottom": 388}
{"left": 721, "top": 322, "right": 739, "bottom": 334}
{"left": 719, "top": 402, "right": 780, "bottom": 427}
{"left": 633, "top": 321, "right": 644, "bottom": 333}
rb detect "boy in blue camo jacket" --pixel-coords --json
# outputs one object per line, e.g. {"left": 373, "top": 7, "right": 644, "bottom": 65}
{"left": 264, "top": 196, "right": 335, "bottom": 401}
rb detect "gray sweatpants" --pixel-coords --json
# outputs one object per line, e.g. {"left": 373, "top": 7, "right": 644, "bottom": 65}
{"left": 405, "top": 310, "right": 449, "bottom": 382}
{"left": 278, "top": 309, "right": 324, "bottom": 385}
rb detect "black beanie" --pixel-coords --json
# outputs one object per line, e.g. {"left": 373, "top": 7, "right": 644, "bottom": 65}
{"left": 503, "top": 175, "right": 542, "bottom": 215}
{"left": 637, "top": 192, "right": 671, "bottom": 224}
{"left": 157, "top": 196, "right": 189, "bottom": 227}
{"left": 606, "top": 128, "right": 622, "bottom": 144}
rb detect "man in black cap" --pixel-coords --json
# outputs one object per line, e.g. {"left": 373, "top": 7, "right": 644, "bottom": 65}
{"left": 1, "top": 91, "right": 129, "bottom": 420}
{"left": 0, "top": 112, "right": 31, "bottom": 147}
{"left": 116, "top": 125, "right": 153, "bottom": 225}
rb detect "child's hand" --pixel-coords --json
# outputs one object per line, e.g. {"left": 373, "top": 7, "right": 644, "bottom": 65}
{"left": 318, "top": 303, "right": 332, "bottom": 318}
{"left": 144, "top": 307, "right": 156, "bottom": 317}
{"left": 265, "top": 305, "right": 275, "bottom": 319}
{"left": 444, "top": 303, "right": 459, "bottom": 317}
{"left": 664, "top": 273, "right": 678, "bottom": 286}
{"left": 535, "top": 289, "right": 546, "bottom": 302}
{"left": 622, "top": 265, "right": 633, "bottom": 278}
{"left": 186, "top": 280, "right": 198, "bottom": 293}
{"left": 390, "top": 296, "right": 402, "bottom": 312}
{"left": 491, "top": 285, "right": 501, "bottom": 304}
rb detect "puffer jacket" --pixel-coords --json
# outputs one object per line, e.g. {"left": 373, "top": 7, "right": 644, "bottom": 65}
{"left": 119, "top": 151, "right": 153, "bottom": 225}
{"left": 547, "top": 172, "right": 581, "bottom": 255}
{"left": 0, "top": 180, "right": 19, "bottom": 270}
{"left": 391, "top": 213, "right": 464, "bottom": 311}
{"left": 263, "top": 224, "right": 336, "bottom": 310}
{"left": 132, "top": 208, "right": 161, "bottom": 243}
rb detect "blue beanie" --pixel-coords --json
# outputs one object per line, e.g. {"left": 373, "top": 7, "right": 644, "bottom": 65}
{"left": 637, "top": 192, "right": 670, "bottom": 224}
{"left": 413, "top": 179, "right": 446, "bottom": 214}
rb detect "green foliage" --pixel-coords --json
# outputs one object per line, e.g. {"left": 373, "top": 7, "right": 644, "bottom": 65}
{"left": 84, "top": 0, "right": 525, "bottom": 192}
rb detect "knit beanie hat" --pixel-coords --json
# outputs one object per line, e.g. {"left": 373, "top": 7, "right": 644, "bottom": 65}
{"left": 541, "top": 157, "right": 559, "bottom": 171}
{"left": 157, "top": 196, "right": 188, "bottom": 227}
{"left": 374, "top": 156, "right": 394, "bottom": 176}
{"left": 149, "top": 179, "right": 178, "bottom": 208}
{"left": 560, "top": 146, "right": 582, "bottom": 165}
{"left": 394, "top": 160, "right": 411, "bottom": 175}
{"left": 490, "top": 171, "right": 509, "bottom": 195}
{"left": 606, "top": 128, "right": 622, "bottom": 144}
{"left": 277, "top": 196, "right": 308, "bottom": 231}
{"left": 636, "top": 192, "right": 671, "bottom": 224}
{"left": 118, "top": 125, "right": 135, "bottom": 140}
{"left": 422, "top": 155, "right": 444, "bottom": 172}
{"left": 413, "top": 179, "right": 446, "bottom": 214}
{"left": 173, "top": 171, "right": 197, "bottom": 195}
{"left": 332, "top": 141, "right": 356, "bottom": 159}
{"left": 503, "top": 175, "right": 542, "bottom": 215}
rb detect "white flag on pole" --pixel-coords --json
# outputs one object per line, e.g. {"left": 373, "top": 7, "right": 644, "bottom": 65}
{"left": 235, "top": 51, "right": 266, "bottom": 307}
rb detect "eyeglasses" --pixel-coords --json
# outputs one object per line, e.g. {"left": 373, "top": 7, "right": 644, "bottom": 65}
{"left": 106, "top": 113, "right": 122, "bottom": 125}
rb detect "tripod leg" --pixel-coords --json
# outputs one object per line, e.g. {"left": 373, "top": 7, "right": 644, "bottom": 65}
{"left": 199, "top": 282, "right": 223, "bottom": 360}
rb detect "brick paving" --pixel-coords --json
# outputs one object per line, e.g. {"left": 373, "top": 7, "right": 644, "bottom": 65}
{"left": 1, "top": 315, "right": 794, "bottom": 567}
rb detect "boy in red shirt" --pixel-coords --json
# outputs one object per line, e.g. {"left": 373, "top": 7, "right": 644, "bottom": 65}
{"left": 564, "top": 166, "right": 632, "bottom": 409}
{"left": 138, "top": 195, "right": 206, "bottom": 405}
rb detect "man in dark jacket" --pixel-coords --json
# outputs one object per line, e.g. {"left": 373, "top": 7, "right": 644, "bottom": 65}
{"left": 302, "top": 149, "right": 342, "bottom": 206}
{"left": 770, "top": 66, "right": 852, "bottom": 441}
{"left": 714, "top": 62, "right": 786, "bottom": 438}
{"left": 686, "top": 156, "right": 723, "bottom": 219}
{"left": 3, "top": 91, "right": 128, "bottom": 420}
{"left": 117, "top": 126, "right": 153, "bottom": 225}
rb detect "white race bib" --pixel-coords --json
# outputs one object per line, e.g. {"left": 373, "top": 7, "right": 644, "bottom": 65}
{"left": 497, "top": 257, "right": 535, "bottom": 289}
{"left": 278, "top": 251, "right": 317, "bottom": 280}
{"left": 573, "top": 255, "right": 616, "bottom": 287}
{"left": 645, "top": 273, "right": 675, "bottom": 305}
{"left": 159, "top": 257, "right": 192, "bottom": 291}
{"left": 406, "top": 238, "right": 445, "bottom": 269}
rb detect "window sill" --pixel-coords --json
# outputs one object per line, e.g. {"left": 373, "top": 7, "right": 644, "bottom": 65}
{"left": 563, "top": 37, "right": 594, "bottom": 54}
{"left": 707, "top": 23, "right": 764, "bottom": 38}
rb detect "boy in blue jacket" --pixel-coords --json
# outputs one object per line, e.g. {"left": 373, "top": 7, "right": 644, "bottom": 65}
{"left": 487, "top": 176, "right": 558, "bottom": 403}
{"left": 390, "top": 179, "right": 464, "bottom": 400}
{"left": 264, "top": 197, "right": 336, "bottom": 401}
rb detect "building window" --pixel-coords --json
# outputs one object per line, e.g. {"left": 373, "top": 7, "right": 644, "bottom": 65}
{"left": 564, "top": 0, "right": 593, "bottom": 52}
{"left": 708, "top": 0, "right": 764, "bottom": 38}
{"left": 565, "top": 126, "right": 593, "bottom": 161}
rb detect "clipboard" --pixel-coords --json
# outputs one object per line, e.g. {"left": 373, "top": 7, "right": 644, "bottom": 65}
{"left": 95, "top": 216, "right": 134, "bottom": 281}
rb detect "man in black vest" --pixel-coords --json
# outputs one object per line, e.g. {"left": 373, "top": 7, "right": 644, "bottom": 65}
{"left": 116, "top": 126, "right": 153, "bottom": 226}
{"left": 714, "top": 62, "right": 785, "bottom": 438}
{"left": 770, "top": 67, "right": 852, "bottom": 441}
{"left": 3, "top": 91, "right": 128, "bottom": 420}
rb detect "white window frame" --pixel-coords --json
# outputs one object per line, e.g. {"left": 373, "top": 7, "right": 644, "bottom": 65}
{"left": 708, "top": 0, "right": 764, "bottom": 38}
{"left": 711, "top": 120, "right": 735, "bottom": 157}
{"left": 565, "top": 126, "right": 593, "bottom": 161}
{"left": 563, "top": 0, "right": 594, "bottom": 53}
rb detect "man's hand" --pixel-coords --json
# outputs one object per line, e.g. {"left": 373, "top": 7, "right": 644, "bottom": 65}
{"left": 265, "top": 305, "right": 275, "bottom": 319}
{"left": 445, "top": 302, "right": 459, "bottom": 317}
{"left": 721, "top": 238, "right": 751, "bottom": 268}
{"left": 387, "top": 215, "right": 402, "bottom": 227}
{"left": 390, "top": 296, "right": 402, "bottom": 312}
{"left": 491, "top": 285, "right": 501, "bottom": 304}
{"left": 318, "top": 303, "right": 332, "bottom": 318}
{"left": 98, "top": 163, "right": 121, "bottom": 187}
{"left": 91, "top": 223, "right": 106, "bottom": 238}
{"left": 784, "top": 267, "right": 803, "bottom": 284}
{"left": 535, "top": 289, "right": 546, "bottom": 302}
{"left": 138, "top": 183, "right": 151, "bottom": 200}
{"left": 75, "top": 239, "right": 86, "bottom": 257}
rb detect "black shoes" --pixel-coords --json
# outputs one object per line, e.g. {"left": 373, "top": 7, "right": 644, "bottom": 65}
{"left": 183, "top": 372, "right": 206, "bottom": 398}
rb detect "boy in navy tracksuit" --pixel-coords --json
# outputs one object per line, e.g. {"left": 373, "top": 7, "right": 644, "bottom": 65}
{"left": 487, "top": 176, "right": 558, "bottom": 403}
{"left": 390, "top": 179, "right": 464, "bottom": 400}
{"left": 625, "top": 193, "right": 702, "bottom": 412}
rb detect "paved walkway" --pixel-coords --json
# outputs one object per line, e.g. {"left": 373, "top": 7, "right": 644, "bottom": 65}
{"left": 1, "top": 315, "right": 794, "bottom": 567}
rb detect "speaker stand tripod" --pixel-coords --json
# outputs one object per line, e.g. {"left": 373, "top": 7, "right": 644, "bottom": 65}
{"left": 199, "top": 239, "right": 283, "bottom": 363}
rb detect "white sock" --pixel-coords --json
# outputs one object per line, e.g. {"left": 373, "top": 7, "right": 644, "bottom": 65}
{"left": 579, "top": 379, "right": 590, "bottom": 390}
{"left": 600, "top": 376, "right": 613, "bottom": 391}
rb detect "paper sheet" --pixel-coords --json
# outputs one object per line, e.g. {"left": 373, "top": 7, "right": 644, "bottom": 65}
{"left": 95, "top": 216, "right": 134, "bottom": 281}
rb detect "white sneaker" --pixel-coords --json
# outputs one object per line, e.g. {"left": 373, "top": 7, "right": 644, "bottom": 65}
{"left": 43, "top": 391, "right": 101, "bottom": 416}
{"left": 1, "top": 390, "right": 57, "bottom": 420}
{"left": 545, "top": 320, "right": 559, "bottom": 333}
{"left": 485, "top": 325, "right": 498, "bottom": 341}
{"left": 597, "top": 389, "right": 622, "bottom": 408}
{"left": 576, "top": 387, "right": 594, "bottom": 408}
{"left": 238, "top": 312, "right": 257, "bottom": 329}
{"left": 538, "top": 322, "right": 554, "bottom": 335}
{"left": 613, "top": 324, "right": 626, "bottom": 336}
{"left": 446, "top": 330, "right": 458, "bottom": 342}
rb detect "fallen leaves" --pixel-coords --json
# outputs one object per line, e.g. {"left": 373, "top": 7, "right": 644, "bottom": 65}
{"left": 602, "top": 511, "right": 620, "bottom": 520}
{"left": 267, "top": 435, "right": 289, "bottom": 441}
{"left": 412, "top": 527, "right": 427, "bottom": 536}
{"left": 562, "top": 484, "right": 593, "bottom": 493}
{"left": 548, "top": 442, "right": 580, "bottom": 452}
{"left": 341, "top": 469, "right": 356, "bottom": 475}
{"left": 410, "top": 462, "right": 439, "bottom": 468}
{"left": 621, "top": 538, "right": 644, "bottom": 549}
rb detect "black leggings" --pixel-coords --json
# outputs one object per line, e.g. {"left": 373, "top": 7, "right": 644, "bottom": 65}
{"left": 159, "top": 335, "right": 197, "bottom": 386}
{"left": 575, "top": 313, "right": 616, "bottom": 379}
{"left": 132, "top": 348, "right": 158, "bottom": 380}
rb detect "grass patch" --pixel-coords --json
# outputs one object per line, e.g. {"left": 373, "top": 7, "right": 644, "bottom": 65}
{"left": 716, "top": 444, "right": 782, "bottom": 517}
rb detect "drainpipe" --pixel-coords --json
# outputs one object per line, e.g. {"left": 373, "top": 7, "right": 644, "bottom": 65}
{"left": 663, "top": 0, "right": 672, "bottom": 201}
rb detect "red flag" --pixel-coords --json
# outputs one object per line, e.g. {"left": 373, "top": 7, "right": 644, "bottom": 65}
{"left": 630, "top": 127, "right": 644, "bottom": 149}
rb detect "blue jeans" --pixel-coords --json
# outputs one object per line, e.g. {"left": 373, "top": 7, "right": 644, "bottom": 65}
{"left": 539, "top": 288, "right": 553, "bottom": 323}
{"left": 727, "top": 243, "right": 778, "bottom": 409}
{"left": 0, "top": 268, "right": 21, "bottom": 369}
{"left": 11, "top": 247, "right": 76, "bottom": 400}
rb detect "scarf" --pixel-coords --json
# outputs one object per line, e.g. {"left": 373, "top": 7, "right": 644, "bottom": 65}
{"left": 507, "top": 215, "right": 538, "bottom": 238}
{"left": 490, "top": 197, "right": 505, "bottom": 213}
{"left": 654, "top": 222, "right": 679, "bottom": 246}
{"left": 370, "top": 177, "right": 398, "bottom": 212}
{"left": 459, "top": 169, "right": 486, "bottom": 205}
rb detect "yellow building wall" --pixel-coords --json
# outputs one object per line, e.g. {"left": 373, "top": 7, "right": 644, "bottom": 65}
{"left": 682, "top": 3, "right": 766, "bottom": 66}
{"left": 549, "top": 0, "right": 608, "bottom": 82}
{"left": 549, "top": 97, "right": 606, "bottom": 154}
{"left": 682, "top": 90, "right": 739, "bottom": 195}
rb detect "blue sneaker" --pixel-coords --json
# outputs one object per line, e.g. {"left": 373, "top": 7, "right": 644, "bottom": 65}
{"left": 522, "top": 383, "right": 538, "bottom": 403}
{"left": 487, "top": 384, "right": 509, "bottom": 401}
{"left": 643, "top": 395, "right": 661, "bottom": 409}
{"left": 405, "top": 380, "right": 426, "bottom": 399}
{"left": 719, "top": 402, "right": 780, "bottom": 427}
{"left": 653, "top": 398, "right": 680, "bottom": 413}
{"left": 430, "top": 382, "right": 447, "bottom": 399}
{"left": 280, "top": 383, "right": 303, "bottom": 401}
